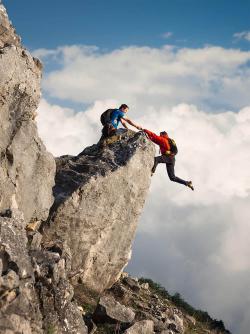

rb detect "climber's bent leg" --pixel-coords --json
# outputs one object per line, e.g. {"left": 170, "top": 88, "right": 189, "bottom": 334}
{"left": 152, "top": 155, "right": 167, "bottom": 174}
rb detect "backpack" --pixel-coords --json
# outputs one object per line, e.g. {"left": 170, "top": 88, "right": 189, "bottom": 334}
{"left": 168, "top": 138, "right": 178, "bottom": 155}
{"left": 100, "top": 109, "right": 115, "bottom": 126}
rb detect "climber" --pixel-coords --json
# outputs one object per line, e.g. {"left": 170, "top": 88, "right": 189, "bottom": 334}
{"left": 143, "top": 129, "right": 194, "bottom": 190}
{"left": 100, "top": 104, "right": 142, "bottom": 139}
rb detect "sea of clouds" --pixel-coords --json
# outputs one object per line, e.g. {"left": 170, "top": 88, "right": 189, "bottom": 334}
{"left": 34, "top": 44, "right": 250, "bottom": 334}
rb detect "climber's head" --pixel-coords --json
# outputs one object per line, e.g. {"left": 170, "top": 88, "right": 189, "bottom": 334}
{"left": 160, "top": 131, "right": 168, "bottom": 138}
{"left": 119, "top": 104, "right": 129, "bottom": 113}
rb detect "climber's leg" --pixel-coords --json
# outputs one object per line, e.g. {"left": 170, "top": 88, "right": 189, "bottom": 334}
{"left": 151, "top": 155, "right": 167, "bottom": 174}
{"left": 166, "top": 157, "right": 188, "bottom": 186}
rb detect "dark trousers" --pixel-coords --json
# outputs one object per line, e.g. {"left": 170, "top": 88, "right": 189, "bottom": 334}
{"left": 100, "top": 123, "right": 117, "bottom": 140}
{"left": 153, "top": 155, "right": 188, "bottom": 186}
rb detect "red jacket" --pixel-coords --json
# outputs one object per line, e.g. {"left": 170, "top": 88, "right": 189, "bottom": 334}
{"left": 144, "top": 129, "right": 171, "bottom": 155}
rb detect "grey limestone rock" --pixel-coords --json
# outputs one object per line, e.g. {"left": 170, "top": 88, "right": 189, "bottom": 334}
{"left": 124, "top": 320, "right": 155, "bottom": 334}
{"left": 0, "top": 2, "right": 21, "bottom": 47}
{"left": 0, "top": 216, "right": 88, "bottom": 334}
{"left": 0, "top": 2, "right": 55, "bottom": 223}
{"left": 166, "top": 314, "right": 184, "bottom": 333}
{"left": 123, "top": 275, "right": 141, "bottom": 292}
{"left": 0, "top": 217, "right": 43, "bottom": 334}
{"left": 44, "top": 130, "right": 155, "bottom": 294}
{"left": 93, "top": 294, "right": 135, "bottom": 324}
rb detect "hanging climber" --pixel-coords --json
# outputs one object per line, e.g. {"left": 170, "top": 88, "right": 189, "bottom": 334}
{"left": 100, "top": 104, "right": 142, "bottom": 140}
{"left": 143, "top": 129, "right": 194, "bottom": 190}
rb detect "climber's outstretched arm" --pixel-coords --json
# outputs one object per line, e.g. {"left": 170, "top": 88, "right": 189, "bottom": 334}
{"left": 120, "top": 118, "right": 129, "bottom": 129}
{"left": 143, "top": 129, "right": 167, "bottom": 146}
{"left": 122, "top": 117, "right": 142, "bottom": 130}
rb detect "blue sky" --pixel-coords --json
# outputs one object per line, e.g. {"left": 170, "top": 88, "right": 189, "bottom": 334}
{"left": 5, "top": 0, "right": 250, "bottom": 113}
{"left": 5, "top": 0, "right": 250, "bottom": 51}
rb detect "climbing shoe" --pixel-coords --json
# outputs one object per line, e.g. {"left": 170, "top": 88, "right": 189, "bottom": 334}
{"left": 187, "top": 181, "right": 194, "bottom": 191}
{"left": 151, "top": 165, "right": 157, "bottom": 176}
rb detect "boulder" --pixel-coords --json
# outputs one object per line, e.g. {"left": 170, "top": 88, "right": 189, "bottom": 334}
{"left": 124, "top": 320, "right": 155, "bottom": 334}
{"left": 93, "top": 294, "right": 135, "bottom": 324}
{"left": 185, "top": 314, "right": 196, "bottom": 325}
{"left": 44, "top": 130, "right": 155, "bottom": 293}
{"left": 123, "top": 276, "right": 141, "bottom": 292}
{"left": 140, "top": 282, "right": 149, "bottom": 290}
{"left": 166, "top": 314, "right": 184, "bottom": 333}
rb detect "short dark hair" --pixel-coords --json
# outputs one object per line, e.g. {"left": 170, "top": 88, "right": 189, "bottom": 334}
{"left": 160, "top": 131, "right": 168, "bottom": 136}
{"left": 119, "top": 104, "right": 129, "bottom": 110}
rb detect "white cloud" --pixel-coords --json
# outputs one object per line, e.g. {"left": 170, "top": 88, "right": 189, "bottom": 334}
{"left": 233, "top": 31, "right": 250, "bottom": 42}
{"left": 37, "top": 98, "right": 117, "bottom": 156}
{"left": 34, "top": 45, "right": 250, "bottom": 111}
{"left": 37, "top": 98, "right": 250, "bottom": 207}
{"left": 128, "top": 196, "right": 250, "bottom": 334}
{"left": 162, "top": 32, "right": 173, "bottom": 39}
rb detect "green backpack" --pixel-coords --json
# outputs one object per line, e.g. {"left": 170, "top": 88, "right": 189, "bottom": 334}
{"left": 169, "top": 138, "right": 178, "bottom": 155}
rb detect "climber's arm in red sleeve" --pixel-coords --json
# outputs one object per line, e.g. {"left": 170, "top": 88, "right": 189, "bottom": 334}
{"left": 143, "top": 129, "right": 166, "bottom": 147}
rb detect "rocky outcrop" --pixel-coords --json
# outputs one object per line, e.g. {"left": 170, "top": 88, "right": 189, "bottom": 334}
{"left": 31, "top": 239, "right": 88, "bottom": 334}
{"left": 87, "top": 274, "right": 230, "bottom": 334}
{"left": 0, "top": 1, "right": 55, "bottom": 223}
{"left": 100, "top": 275, "right": 186, "bottom": 333}
{"left": 44, "top": 130, "right": 155, "bottom": 294}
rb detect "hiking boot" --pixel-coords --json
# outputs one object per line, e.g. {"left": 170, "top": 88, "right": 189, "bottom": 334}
{"left": 187, "top": 181, "right": 194, "bottom": 191}
{"left": 151, "top": 165, "right": 157, "bottom": 176}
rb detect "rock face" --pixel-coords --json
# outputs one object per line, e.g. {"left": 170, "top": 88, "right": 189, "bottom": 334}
{"left": 31, "top": 242, "right": 88, "bottom": 334}
{"left": 0, "top": 4, "right": 85, "bottom": 333}
{"left": 0, "top": 217, "right": 43, "bottom": 334}
{"left": 0, "top": 1, "right": 55, "bottom": 223}
{"left": 44, "top": 130, "right": 155, "bottom": 294}
{"left": 0, "top": 216, "right": 88, "bottom": 334}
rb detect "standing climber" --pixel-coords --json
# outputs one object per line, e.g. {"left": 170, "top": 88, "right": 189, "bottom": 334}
{"left": 100, "top": 104, "right": 142, "bottom": 140}
{"left": 143, "top": 129, "right": 194, "bottom": 190}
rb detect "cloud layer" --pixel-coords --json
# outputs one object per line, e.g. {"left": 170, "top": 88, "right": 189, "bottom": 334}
{"left": 38, "top": 100, "right": 250, "bottom": 206}
{"left": 34, "top": 45, "right": 250, "bottom": 112}
{"left": 35, "top": 43, "right": 250, "bottom": 334}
